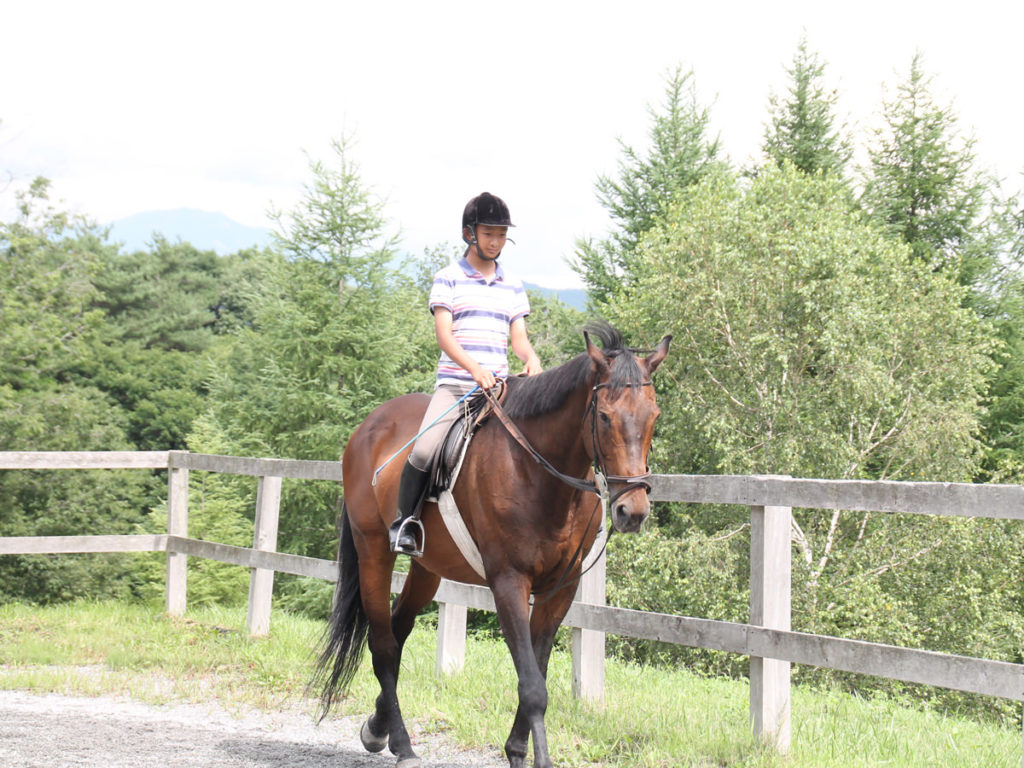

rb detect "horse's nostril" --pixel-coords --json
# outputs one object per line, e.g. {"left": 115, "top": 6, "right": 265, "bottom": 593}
{"left": 615, "top": 503, "right": 628, "bottom": 517}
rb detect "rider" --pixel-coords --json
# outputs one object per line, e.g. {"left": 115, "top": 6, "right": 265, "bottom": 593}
{"left": 389, "top": 192, "right": 543, "bottom": 556}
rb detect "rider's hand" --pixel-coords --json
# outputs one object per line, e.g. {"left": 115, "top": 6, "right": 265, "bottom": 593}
{"left": 523, "top": 354, "right": 543, "bottom": 376}
{"left": 471, "top": 365, "right": 497, "bottom": 390}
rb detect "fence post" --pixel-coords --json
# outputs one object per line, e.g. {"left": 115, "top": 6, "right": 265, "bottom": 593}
{"left": 572, "top": 525, "right": 607, "bottom": 702}
{"left": 165, "top": 457, "right": 189, "bottom": 616}
{"left": 749, "top": 492, "right": 792, "bottom": 752}
{"left": 436, "top": 600, "right": 467, "bottom": 675}
{"left": 247, "top": 475, "right": 283, "bottom": 637}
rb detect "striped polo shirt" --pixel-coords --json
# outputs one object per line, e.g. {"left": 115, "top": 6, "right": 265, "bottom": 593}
{"left": 429, "top": 257, "right": 531, "bottom": 387}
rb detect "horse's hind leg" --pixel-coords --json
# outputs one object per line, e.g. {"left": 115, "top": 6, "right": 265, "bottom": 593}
{"left": 364, "top": 559, "right": 440, "bottom": 768}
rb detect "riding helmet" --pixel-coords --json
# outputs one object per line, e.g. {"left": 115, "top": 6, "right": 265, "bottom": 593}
{"left": 462, "top": 192, "right": 514, "bottom": 230}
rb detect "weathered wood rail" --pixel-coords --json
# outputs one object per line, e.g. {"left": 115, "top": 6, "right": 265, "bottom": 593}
{"left": 1, "top": 450, "right": 1022, "bottom": 762}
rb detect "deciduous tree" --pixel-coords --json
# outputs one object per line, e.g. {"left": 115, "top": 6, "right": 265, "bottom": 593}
{"left": 604, "top": 165, "right": 996, "bottom": 676}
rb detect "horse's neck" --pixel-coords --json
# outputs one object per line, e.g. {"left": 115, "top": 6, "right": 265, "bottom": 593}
{"left": 518, "top": 379, "right": 593, "bottom": 477}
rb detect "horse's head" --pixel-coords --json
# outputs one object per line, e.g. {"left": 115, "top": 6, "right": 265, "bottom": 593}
{"left": 585, "top": 330, "right": 671, "bottom": 533}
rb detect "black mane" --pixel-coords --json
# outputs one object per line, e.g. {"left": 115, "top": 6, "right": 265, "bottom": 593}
{"left": 502, "top": 322, "right": 646, "bottom": 420}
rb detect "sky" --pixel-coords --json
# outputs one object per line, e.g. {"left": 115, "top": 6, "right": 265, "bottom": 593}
{"left": 3, "top": 0, "right": 1022, "bottom": 289}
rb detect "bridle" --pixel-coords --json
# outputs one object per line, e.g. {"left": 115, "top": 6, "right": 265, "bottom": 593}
{"left": 583, "top": 380, "right": 655, "bottom": 505}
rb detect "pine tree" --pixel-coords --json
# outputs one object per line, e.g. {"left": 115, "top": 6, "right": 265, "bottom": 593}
{"left": 860, "top": 53, "right": 987, "bottom": 280}
{"left": 573, "top": 67, "right": 723, "bottom": 305}
{"left": 762, "top": 34, "right": 851, "bottom": 178}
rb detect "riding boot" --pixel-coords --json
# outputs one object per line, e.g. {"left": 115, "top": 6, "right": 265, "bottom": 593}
{"left": 388, "top": 460, "right": 430, "bottom": 557}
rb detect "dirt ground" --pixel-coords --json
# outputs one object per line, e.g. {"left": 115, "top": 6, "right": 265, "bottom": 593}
{"left": 0, "top": 690, "right": 506, "bottom": 768}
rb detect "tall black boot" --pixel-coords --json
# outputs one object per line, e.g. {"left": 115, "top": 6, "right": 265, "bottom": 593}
{"left": 388, "top": 460, "right": 430, "bottom": 556}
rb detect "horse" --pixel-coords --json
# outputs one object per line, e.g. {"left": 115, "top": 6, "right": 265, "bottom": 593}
{"left": 313, "top": 323, "right": 671, "bottom": 768}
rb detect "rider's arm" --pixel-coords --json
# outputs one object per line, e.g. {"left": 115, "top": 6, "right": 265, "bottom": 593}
{"left": 433, "top": 308, "right": 497, "bottom": 389}
{"left": 510, "top": 316, "right": 543, "bottom": 376}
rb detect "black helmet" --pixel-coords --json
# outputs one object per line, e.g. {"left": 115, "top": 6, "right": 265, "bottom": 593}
{"left": 462, "top": 192, "right": 514, "bottom": 230}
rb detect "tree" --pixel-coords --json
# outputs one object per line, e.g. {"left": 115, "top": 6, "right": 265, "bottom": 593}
{"left": 573, "top": 66, "right": 724, "bottom": 305}
{"left": 860, "top": 53, "right": 988, "bottom": 283}
{"left": 603, "top": 165, "right": 997, "bottom": 681}
{"left": 0, "top": 179, "right": 157, "bottom": 602}
{"left": 981, "top": 190, "right": 1024, "bottom": 479}
{"left": 198, "top": 136, "right": 437, "bottom": 559}
{"left": 613, "top": 164, "right": 992, "bottom": 481}
{"left": 0, "top": 178, "right": 105, "bottom": 392}
{"left": 762, "top": 34, "right": 851, "bottom": 178}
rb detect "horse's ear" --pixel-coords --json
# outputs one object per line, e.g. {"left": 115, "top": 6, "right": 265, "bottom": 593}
{"left": 585, "top": 331, "right": 610, "bottom": 375}
{"left": 645, "top": 334, "right": 672, "bottom": 374}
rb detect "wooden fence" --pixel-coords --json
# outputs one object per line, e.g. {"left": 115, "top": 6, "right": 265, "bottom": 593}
{"left": 1, "top": 450, "right": 1023, "bottom": 762}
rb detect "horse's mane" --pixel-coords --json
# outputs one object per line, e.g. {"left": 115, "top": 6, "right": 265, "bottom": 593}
{"left": 503, "top": 322, "right": 646, "bottom": 421}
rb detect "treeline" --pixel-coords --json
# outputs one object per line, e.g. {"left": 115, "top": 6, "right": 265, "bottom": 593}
{"left": 2, "top": 40, "right": 1022, "bottom": 722}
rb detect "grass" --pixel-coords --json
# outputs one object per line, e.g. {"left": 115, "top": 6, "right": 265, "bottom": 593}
{"left": 0, "top": 600, "right": 1020, "bottom": 767}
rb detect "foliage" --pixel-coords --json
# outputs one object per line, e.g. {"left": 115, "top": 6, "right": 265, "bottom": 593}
{"left": 978, "top": 195, "right": 1024, "bottom": 478}
{"left": 197, "top": 136, "right": 438, "bottom": 559}
{"left": 0, "top": 179, "right": 161, "bottom": 602}
{"left": 572, "top": 66, "right": 724, "bottom": 305}
{"left": 605, "top": 524, "right": 748, "bottom": 676}
{"left": 0, "top": 384, "right": 154, "bottom": 602}
{"left": 0, "top": 178, "right": 105, "bottom": 392}
{"left": 612, "top": 164, "right": 993, "bottom": 482}
{"left": 599, "top": 165, "right": 1002, "bottom": 703}
{"left": 518, "top": 290, "right": 587, "bottom": 369}
{"left": 860, "top": 53, "right": 989, "bottom": 284}
{"left": 761, "top": 34, "right": 852, "bottom": 178}
{"left": 133, "top": 416, "right": 254, "bottom": 607}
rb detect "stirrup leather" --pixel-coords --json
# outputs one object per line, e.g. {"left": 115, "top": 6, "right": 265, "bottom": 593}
{"left": 390, "top": 516, "right": 425, "bottom": 557}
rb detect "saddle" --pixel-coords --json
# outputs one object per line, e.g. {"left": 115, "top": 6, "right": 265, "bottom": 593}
{"left": 427, "top": 379, "right": 507, "bottom": 497}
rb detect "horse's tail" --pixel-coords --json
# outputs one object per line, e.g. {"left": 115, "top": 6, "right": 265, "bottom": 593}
{"left": 312, "top": 498, "right": 369, "bottom": 721}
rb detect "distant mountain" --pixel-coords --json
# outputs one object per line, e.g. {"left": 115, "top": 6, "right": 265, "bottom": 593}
{"left": 106, "top": 209, "right": 589, "bottom": 308}
{"left": 108, "top": 209, "right": 272, "bottom": 255}
{"left": 524, "top": 283, "right": 587, "bottom": 311}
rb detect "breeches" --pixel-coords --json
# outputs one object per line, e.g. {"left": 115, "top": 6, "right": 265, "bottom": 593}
{"left": 408, "top": 383, "right": 477, "bottom": 471}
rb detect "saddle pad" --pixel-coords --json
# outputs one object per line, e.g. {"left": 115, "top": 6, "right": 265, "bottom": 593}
{"left": 438, "top": 488, "right": 487, "bottom": 579}
{"left": 436, "top": 436, "right": 487, "bottom": 579}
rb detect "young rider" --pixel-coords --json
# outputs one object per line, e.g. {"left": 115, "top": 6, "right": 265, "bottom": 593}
{"left": 389, "top": 192, "right": 543, "bottom": 556}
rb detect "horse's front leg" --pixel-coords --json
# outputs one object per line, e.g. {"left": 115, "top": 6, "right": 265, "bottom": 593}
{"left": 503, "top": 582, "right": 577, "bottom": 768}
{"left": 491, "top": 573, "right": 557, "bottom": 768}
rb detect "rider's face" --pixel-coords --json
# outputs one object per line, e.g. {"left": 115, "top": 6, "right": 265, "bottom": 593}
{"left": 469, "top": 225, "right": 508, "bottom": 260}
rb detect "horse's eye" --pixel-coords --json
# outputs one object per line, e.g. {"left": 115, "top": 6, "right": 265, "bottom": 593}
{"left": 599, "top": 411, "right": 611, "bottom": 425}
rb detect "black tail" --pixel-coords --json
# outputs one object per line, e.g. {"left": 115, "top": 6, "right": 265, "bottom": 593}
{"left": 312, "top": 500, "right": 369, "bottom": 721}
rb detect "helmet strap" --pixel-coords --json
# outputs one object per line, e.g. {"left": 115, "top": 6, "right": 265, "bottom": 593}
{"left": 463, "top": 224, "right": 513, "bottom": 262}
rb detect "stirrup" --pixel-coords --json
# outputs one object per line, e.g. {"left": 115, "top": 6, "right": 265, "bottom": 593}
{"left": 390, "top": 517, "right": 425, "bottom": 557}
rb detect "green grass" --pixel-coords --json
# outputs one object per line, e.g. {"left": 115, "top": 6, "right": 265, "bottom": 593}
{"left": 0, "top": 601, "right": 1019, "bottom": 767}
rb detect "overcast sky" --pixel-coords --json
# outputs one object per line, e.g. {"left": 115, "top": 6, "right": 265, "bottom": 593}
{"left": 3, "top": 1, "right": 1022, "bottom": 288}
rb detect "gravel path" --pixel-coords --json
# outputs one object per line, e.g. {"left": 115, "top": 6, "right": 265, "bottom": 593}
{"left": 0, "top": 690, "right": 507, "bottom": 768}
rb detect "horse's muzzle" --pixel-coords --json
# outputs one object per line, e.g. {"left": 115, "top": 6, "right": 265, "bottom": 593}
{"left": 610, "top": 486, "right": 650, "bottom": 533}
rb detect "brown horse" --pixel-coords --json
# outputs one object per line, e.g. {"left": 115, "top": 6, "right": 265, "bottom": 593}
{"left": 314, "top": 323, "right": 670, "bottom": 768}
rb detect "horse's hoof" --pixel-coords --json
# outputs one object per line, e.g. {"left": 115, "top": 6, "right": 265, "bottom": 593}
{"left": 396, "top": 757, "right": 422, "bottom": 768}
{"left": 360, "top": 718, "right": 388, "bottom": 753}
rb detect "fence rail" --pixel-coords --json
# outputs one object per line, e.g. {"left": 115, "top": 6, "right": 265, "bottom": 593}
{"left": 2, "top": 450, "right": 1022, "bottom": 763}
